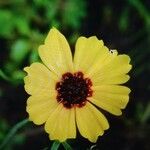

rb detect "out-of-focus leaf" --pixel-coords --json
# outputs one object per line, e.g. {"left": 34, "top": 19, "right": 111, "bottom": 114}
{"left": 51, "top": 20, "right": 60, "bottom": 29}
{"left": 4, "top": 62, "right": 18, "bottom": 74}
{"left": 13, "top": 134, "right": 26, "bottom": 145}
{"left": 0, "top": 119, "right": 29, "bottom": 150}
{"left": 127, "top": 0, "right": 150, "bottom": 27}
{"left": 62, "top": 0, "right": 87, "bottom": 29}
{"left": 10, "top": 39, "right": 30, "bottom": 63}
{"left": 119, "top": 7, "right": 130, "bottom": 32}
{"left": 0, "top": 10, "right": 14, "bottom": 37}
{"left": 0, "top": 88, "right": 3, "bottom": 97}
{"left": 12, "top": 70, "right": 25, "bottom": 81}
{"left": 45, "top": 0, "right": 60, "bottom": 28}
{"left": 69, "top": 32, "right": 79, "bottom": 45}
{"left": 103, "top": 5, "right": 113, "bottom": 23}
{"left": 0, "top": 119, "right": 9, "bottom": 141}
{"left": 14, "top": 16, "right": 30, "bottom": 36}
{"left": 135, "top": 102, "right": 144, "bottom": 122}
{"left": 0, "top": 69, "right": 14, "bottom": 82}
{"left": 46, "top": 0, "right": 59, "bottom": 18}
{"left": 29, "top": 50, "right": 39, "bottom": 63}
{"left": 141, "top": 102, "right": 150, "bottom": 124}
{"left": 33, "top": 0, "right": 50, "bottom": 7}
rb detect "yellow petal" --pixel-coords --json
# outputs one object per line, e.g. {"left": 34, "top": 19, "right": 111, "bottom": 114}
{"left": 89, "top": 97, "right": 122, "bottom": 116}
{"left": 87, "top": 49, "right": 118, "bottom": 77}
{"left": 74, "top": 36, "right": 109, "bottom": 73}
{"left": 39, "top": 28, "right": 73, "bottom": 77}
{"left": 90, "top": 54, "right": 132, "bottom": 85}
{"left": 76, "top": 102, "right": 109, "bottom": 142}
{"left": 26, "top": 94, "right": 59, "bottom": 125}
{"left": 92, "top": 85, "right": 131, "bottom": 109}
{"left": 24, "top": 62, "right": 58, "bottom": 95}
{"left": 45, "top": 104, "right": 76, "bottom": 142}
{"left": 94, "top": 75, "right": 130, "bottom": 85}
{"left": 93, "top": 85, "right": 131, "bottom": 94}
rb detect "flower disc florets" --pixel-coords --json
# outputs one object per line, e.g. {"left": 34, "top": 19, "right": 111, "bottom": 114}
{"left": 56, "top": 72, "right": 93, "bottom": 108}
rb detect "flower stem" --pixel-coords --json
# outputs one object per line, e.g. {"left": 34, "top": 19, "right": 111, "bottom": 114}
{"left": 51, "top": 140, "right": 60, "bottom": 150}
{"left": 50, "top": 141, "right": 73, "bottom": 150}
{"left": 62, "top": 141, "right": 73, "bottom": 150}
{"left": 0, "top": 69, "right": 12, "bottom": 82}
{"left": 141, "top": 102, "right": 150, "bottom": 124}
{"left": 0, "top": 118, "right": 29, "bottom": 149}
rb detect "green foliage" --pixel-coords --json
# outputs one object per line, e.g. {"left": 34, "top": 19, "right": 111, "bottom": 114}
{"left": 62, "top": 0, "right": 86, "bottom": 29}
{"left": 10, "top": 39, "right": 30, "bottom": 63}
{"left": 0, "top": 0, "right": 150, "bottom": 149}
{"left": 0, "top": 0, "right": 87, "bottom": 85}
{"left": 0, "top": 10, "right": 14, "bottom": 38}
{"left": 119, "top": 7, "right": 130, "bottom": 32}
{"left": 0, "top": 119, "right": 28, "bottom": 150}
{"left": 127, "top": 0, "right": 150, "bottom": 27}
{"left": 0, "top": 119, "right": 9, "bottom": 142}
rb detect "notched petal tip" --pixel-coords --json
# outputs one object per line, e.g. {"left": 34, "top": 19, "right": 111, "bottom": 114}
{"left": 28, "top": 115, "right": 45, "bottom": 125}
{"left": 76, "top": 35, "right": 104, "bottom": 46}
{"left": 87, "top": 130, "right": 107, "bottom": 143}
{"left": 88, "top": 36, "right": 104, "bottom": 45}
{"left": 129, "top": 64, "right": 132, "bottom": 71}
{"left": 120, "top": 54, "right": 132, "bottom": 64}
{"left": 26, "top": 107, "right": 40, "bottom": 125}
{"left": 128, "top": 88, "right": 131, "bottom": 94}
{"left": 115, "top": 111, "right": 122, "bottom": 116}
{"left": 23, "top": 66, "right": 29, "bottom": 73}
{"left": 24, "top": 63, "right": 40, "bottom": 73}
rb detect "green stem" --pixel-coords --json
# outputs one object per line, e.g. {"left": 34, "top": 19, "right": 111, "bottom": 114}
{"left": 127, "top": 0, "right": 150, "bottom": 26}
{"left": 0, "top": 69, "right": 12, "bottom": 82}
{"left": 0, "top": 118, "right": 29, "bottom": 149}
{"left": 62, "top": 141, "right": 73, "bottom": 150}
{"left": 141, "top": 102, "right": 150, "bottom": 124}
{"left": 51, "top": 140, "right": 60, "bottom": 150}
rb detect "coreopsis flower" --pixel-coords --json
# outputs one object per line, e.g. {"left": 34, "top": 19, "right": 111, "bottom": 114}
{"left": 24, "top": 28, "right": 132, "bottom": 142}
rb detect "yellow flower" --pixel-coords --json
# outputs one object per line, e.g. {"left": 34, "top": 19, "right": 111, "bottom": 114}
{"left": 24, "top": 28, "right": 132, "bottom": 143}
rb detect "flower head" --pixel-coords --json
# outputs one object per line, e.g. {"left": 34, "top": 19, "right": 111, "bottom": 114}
{"left": 24, "top": 28, "right": 132, "bottom": 142}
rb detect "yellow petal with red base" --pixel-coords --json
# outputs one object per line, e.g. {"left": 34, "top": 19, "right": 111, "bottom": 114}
{"left": 45, "top": 104, "right": 76, "bottom": 142}
{"left": 76, "top": 102, "right": 109, "bottom": 142}
{"left": 39, "top": 28, "right": 74, "bottom": 77}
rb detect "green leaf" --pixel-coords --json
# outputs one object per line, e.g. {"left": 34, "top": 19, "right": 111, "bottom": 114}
{"left": 10, "top": 39, "right": 30, "bottom": 63}
{"left": 14, "top": 16, "right": 31, "bottom": 36}
{"left": 141, "top": 102, "right": 150, "bottom": 124}
{"left": 119, "top": 8, "right": 129, "bottom": 32}
{"left": 0, "top": 10, "right": 14, "bottom": 37}
{"left": 12, "top": 70, "right": 25, "bottom": 81}
{"left": 29, "top": 50, "right": 39, "bottom": 63}
{"left": 0, "top": 119, "right": 9, "bottom": 141}
{"left": 62, "top": 0, "right": 87, "bottom": 29}
{"left": 0, "top": 69, "right": 12, "bottom": 82}
{"left": 46, "top": 0, "right": 59, "bottom": 20}
{"left": 127, "top": 0, "right": 150, "bottom": 26}
{"left": 51, "top": 140, "right": 60, "bottom": 150}
{"left": 0, "top": 119, "right": 29, "bottom": 149}
{"left": 13, "top": 134, "right": 26, "bottom": 145}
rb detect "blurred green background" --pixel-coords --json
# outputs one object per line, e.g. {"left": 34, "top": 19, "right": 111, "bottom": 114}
{"left": 0, "top": 0, "right": 150, "bottom": 149}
